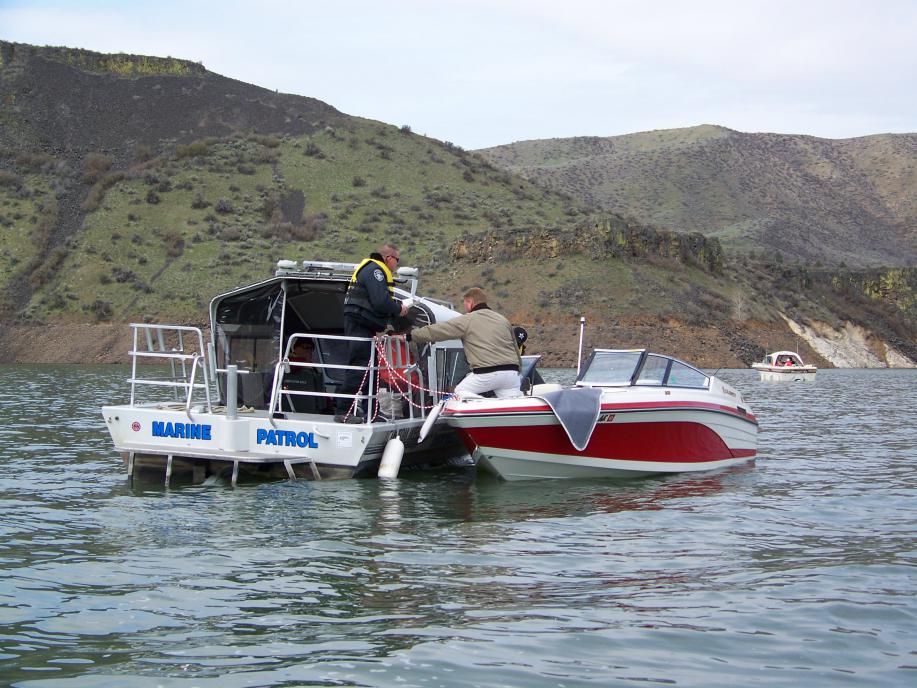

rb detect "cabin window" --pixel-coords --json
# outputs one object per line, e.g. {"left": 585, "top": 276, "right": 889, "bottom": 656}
{"left": 213, "top": 283, "right": 284, "bottom": 409}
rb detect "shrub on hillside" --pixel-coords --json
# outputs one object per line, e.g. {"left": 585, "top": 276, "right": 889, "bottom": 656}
{"left": 89, "top": 299, "right": 113, "bottom": 321}
{"left": 175, "top": 140, "right": 210, "bottom": 159}
{"left": 14, "top": 152, "right": 55, "bottom": 171}
{"left": 258, "top": 222, "right": 317, "bottom": 243}
{"left": 248, "top": 134, "right": 281, "bottom": 148}
{"left": 221, "top": 226, "right": 242, "bottom": 241}
{"left": 215, "top": 198, "right": 234, "bottom": 214}
{"left": 82, "top": 153, "right": 113, "bottom": 185}
{"left": 163, "top": 231, "right": 185, "bottom": 258}
{"left": 81, "top": 172, "right": 125, "bottom": 211}
{"left": 27, "top": 246, "right": 68, "bottom": 289}
{"left": 303, "top": 142, "right": 325, "bottom": 158}
{"left": 303, "top": 213, "right": 327, "bottom": 236}
{"left": 134, "top": 144, "right": 153, "bottom": 163}
{"left": 0, "top": 171, "right": 21, "bottom": 188}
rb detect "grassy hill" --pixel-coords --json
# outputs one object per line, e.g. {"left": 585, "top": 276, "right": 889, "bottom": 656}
{"left": 0, "top": 41, "right": 593, "bottom": 323}
{"left": 476, "top": 125, "right": 917, "bottom": 267}
{"left": 0, "top": 41, "right": 915, "bottom": 367}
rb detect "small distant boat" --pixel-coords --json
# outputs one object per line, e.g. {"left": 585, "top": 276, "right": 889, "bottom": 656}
{"left": 442, "top": 347, "right": 758, "bottom": 481}
{"left": 751, "top": 351, "right": 817, "bottom": 382}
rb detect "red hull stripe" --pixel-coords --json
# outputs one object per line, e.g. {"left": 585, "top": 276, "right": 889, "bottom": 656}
{"left": 447, "top": 399, "right": 757, "bottom": 425}
{"left": 458, "top": 421, "right": 753, "bottom": 463}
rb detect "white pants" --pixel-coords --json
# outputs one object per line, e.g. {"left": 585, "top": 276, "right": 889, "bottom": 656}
{"left": 455, "top": 370, "right": 522, "bottom": 398}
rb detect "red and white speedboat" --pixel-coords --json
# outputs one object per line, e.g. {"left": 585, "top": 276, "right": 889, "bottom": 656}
{"left": 442, "top": 348, "right": 758, "bottom": 481}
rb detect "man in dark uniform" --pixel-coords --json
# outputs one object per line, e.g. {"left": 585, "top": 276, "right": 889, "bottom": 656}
{"left": 335, "top": 243, "right": 409, "bottom": 422}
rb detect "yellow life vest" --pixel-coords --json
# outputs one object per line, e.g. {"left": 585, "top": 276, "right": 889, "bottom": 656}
{"left": 350, "top": 257, "right": 394, "bottom": 294}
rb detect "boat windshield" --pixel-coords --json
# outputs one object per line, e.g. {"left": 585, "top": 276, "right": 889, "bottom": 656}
{"left": 578, "top": 350, "right": 642, "bottom": 386}
{"left": 578, "top": 350, "right": 709, "bottom": 388}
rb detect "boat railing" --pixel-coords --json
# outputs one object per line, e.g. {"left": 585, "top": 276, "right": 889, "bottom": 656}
{"left": 128, "top": 324, "right": 213, "bottom": 415}
{"left": 267, "top": 333, "right": 429, "bottom": 423}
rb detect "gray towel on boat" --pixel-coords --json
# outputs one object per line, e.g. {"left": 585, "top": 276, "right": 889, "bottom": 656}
{"left": 540, "top": 387, "right": 603, "bottom": 451}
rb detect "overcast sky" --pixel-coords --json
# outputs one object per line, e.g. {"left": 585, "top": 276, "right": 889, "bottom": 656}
{"left": 2, "top": 0, "right": 916, "bottom": 149}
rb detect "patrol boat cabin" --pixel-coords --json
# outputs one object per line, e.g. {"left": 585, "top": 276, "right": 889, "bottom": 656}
{"left": 101, "top": 259, "right": 474, "bottom": 484}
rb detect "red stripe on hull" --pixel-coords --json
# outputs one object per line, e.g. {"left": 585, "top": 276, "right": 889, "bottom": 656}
{"left": 450, "top": 400, "right": 757, "bottom": 425}
{"left": 458, "top": 420, "right": 750, "bottom": 463}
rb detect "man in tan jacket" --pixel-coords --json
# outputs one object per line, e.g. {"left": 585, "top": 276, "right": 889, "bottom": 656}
{"left": 407, "top": 287, "right": 522, "bottom": 398}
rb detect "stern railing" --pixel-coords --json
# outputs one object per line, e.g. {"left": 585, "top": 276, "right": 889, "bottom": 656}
{"left": 128, "top": 324, "right": 213, "bottom": 416}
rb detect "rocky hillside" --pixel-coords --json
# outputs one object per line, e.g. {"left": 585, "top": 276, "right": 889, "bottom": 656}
{"left": 476, "top": 125, "right": 917, "bottom": 267}
{"left": 0, "top": 42, "right": 915, "bottom": 368}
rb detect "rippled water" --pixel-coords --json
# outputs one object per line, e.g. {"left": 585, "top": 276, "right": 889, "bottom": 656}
{"left": 0, "top": 364, "right": 915, "bottom": 687}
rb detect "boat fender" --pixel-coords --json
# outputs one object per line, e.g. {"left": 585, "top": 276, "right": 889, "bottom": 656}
{"left": 418, "top": 400, "right": 444, "bottom": 443}
{"left": 378, "top": 435, "right": 405, "bottom": 479}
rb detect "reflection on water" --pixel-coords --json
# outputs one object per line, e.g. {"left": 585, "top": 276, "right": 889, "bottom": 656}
{"left": 0, "top": 365, "right": 915, "bottom": 687}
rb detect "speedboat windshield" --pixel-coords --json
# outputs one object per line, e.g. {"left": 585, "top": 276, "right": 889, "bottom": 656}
{"left": 577, "top": 349, "right": 710, "bottom": 389}
{"left": 578, "top": 350, "right": 643, "bottom": 386}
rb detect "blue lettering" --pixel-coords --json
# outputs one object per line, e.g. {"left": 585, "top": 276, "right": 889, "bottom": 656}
{"left": 296, "top": 432, "right": 318, "bottom": 448}
{"left": 254, "top": 429, "right": 318, "bottom": 448}
{"left": 150, "top": 420, "right": 212, "bottom": 441}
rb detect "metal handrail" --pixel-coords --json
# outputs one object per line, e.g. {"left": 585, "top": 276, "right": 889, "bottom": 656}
{"left": 267, "top": 333, "right": 378, "bottom": 423}
{"left": 268, "top": 332, "right": 429, "bottom": 423}
{"left": 128, "top": 324, "right": 213, "bottom": 415}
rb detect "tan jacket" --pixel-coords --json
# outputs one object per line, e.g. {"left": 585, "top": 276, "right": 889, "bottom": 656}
{"left": 410, "top": 305, "right": 522, "bottom": 371}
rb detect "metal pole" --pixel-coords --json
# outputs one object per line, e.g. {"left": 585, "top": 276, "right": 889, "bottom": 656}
{"left": 576, "top": 316, "right": 586, "bottom": 377}
{"left": 226, "top": 365, "right": 238, "bottom": 420}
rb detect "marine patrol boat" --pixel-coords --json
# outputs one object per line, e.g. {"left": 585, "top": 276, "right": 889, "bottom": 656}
{"left": 101, "top": 259, "right": 472, "bottom": 484}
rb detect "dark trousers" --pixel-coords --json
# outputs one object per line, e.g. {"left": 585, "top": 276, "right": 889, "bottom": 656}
{"left": 337, "top": 318, "right": 376, "bottom": 415}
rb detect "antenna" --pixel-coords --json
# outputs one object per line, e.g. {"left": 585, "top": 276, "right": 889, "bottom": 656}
{"left": 576, "top": 316, "right": 586, "bottom": 377}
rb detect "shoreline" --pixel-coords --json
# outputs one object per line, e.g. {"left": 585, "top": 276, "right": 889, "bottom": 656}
{"left": 0, "top": 321, "right": 912, "bottom": 369}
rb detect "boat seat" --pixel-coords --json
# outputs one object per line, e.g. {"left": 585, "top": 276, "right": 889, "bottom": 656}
{"left": 531, "top": 383, "right": 563, "bottom": 396}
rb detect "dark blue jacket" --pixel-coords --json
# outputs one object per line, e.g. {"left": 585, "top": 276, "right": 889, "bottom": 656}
{"left": 343, "top": 253, "right": 401, "bottom": 331}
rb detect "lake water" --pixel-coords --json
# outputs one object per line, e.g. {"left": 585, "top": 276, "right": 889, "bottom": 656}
{"left": 0, "top": 364, "right": 915, "bottom": 687}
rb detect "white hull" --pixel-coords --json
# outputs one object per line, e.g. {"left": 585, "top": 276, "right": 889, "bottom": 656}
{"left": 476, "top": 448, "right": 753, "bottom": 481}
{"left": 753, "top": 366, "right": 817, "bottom": 382}
{"left": 102, "top": 403, "right": 464, "bottom": 482}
